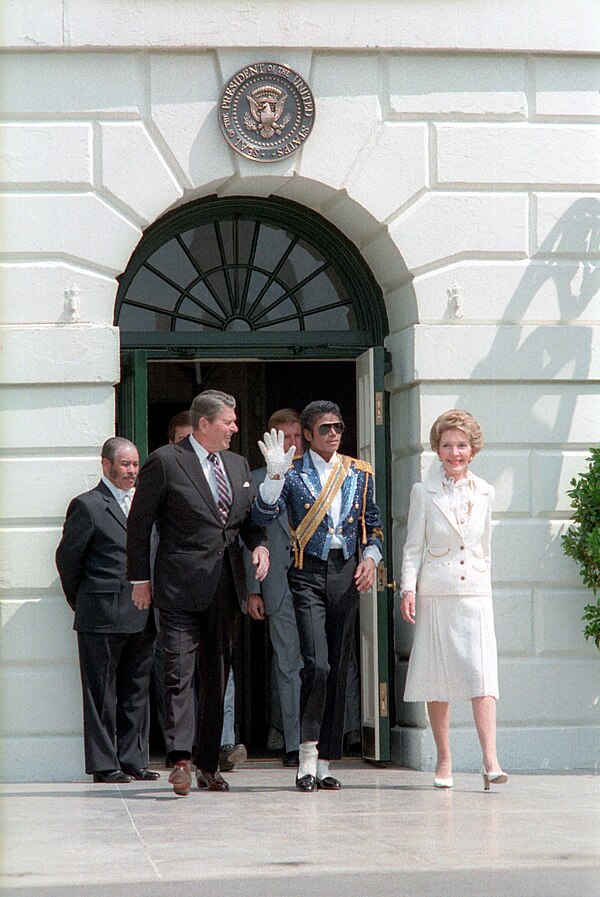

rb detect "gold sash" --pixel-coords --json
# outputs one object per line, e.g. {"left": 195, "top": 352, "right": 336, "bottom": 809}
{"left": 290, "top": 454, "right": 352, "bottom": 569}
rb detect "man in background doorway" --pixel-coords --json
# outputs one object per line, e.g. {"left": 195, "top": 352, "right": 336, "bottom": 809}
{"left": 167, "top": 410, "right": 193, "bottom": 446}
{"left": 245, "top": 408, "right": 304, "bottom": 768}
{"left": 56, "top": 438, "right": 159, "bottom": 783}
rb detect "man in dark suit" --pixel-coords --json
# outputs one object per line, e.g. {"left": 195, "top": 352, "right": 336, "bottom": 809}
{"left": 127, "top": 390, "right": 269, "bottom": 796}
{"left": 55, "top": 437, "right": 159, "bottom": 784}
{"left": 152, "top": 411, "right": 246, "bottom": 772}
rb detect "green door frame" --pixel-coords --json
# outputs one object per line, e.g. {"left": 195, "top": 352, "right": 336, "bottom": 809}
{"left": 118, "top": 349, "right": 148, "bottom": 462}
{"left": 372, "top": 345, "right": 394, "bottom": 761}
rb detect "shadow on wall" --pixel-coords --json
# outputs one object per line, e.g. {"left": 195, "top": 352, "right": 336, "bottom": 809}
{"left": 460, "top": 196, "right": 599, "bottom": 503}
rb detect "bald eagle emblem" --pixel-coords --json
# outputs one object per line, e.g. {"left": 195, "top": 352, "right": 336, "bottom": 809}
{"left": 244, "top": 85, "right": 291, "bottom": 139}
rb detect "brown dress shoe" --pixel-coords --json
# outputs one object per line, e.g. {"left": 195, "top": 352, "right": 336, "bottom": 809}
{"left": 197, "top": 769, "right": 230, "bottom": 792}
{"left": 168, "top": 759, "right": 192, "bottom": 796}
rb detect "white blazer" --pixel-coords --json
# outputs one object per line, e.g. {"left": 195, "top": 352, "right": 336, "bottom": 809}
{"left": 401, "top": 467, "right": 494, "bottom": 598}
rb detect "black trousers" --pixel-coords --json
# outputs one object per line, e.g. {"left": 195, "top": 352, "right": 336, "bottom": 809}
{"left": 159, "top": 553, "right": 239, "bottom": 772}
{"left": 288, "top": 551, "right": 359, "bottom": 760}
{"left": 77, "top": 626, "right": 156, "bottom": 774}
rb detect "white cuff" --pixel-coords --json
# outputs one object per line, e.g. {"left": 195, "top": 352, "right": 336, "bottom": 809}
{"left": 363, "top": 546, "right": 382, "bottom": 567}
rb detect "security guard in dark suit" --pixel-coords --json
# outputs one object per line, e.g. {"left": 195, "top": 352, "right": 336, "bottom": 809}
{"left": 55, "top": 437, "right": 159, "bottom": 784}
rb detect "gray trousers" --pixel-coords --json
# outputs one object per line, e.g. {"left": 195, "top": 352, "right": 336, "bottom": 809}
{"left": 267, "top": 595, "right": 303, "bottom": 752}
{"left": 153, "top": 622, "right": 235, "bottom": 748}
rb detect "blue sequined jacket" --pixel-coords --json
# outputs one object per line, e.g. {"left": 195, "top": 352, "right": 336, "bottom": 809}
{"left": 252, "top": 451, "right": 383, "bottom": 568}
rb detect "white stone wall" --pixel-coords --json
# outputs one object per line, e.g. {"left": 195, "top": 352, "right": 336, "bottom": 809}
{"left": 1, "top": 1, "right": 598, "bottom": 779}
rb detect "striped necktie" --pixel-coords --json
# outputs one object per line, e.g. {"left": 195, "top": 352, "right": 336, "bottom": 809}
{"left": 207, "top": 452, "right": 231, "bottom": 523}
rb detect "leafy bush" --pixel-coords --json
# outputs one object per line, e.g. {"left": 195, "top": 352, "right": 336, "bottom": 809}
{"left": 561, "top": 447, "right": 600, "bottom": 649}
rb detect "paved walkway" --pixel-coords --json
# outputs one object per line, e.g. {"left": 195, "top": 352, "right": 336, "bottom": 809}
{"left": 1, "top": 760, "right": 598, "bottom": 897}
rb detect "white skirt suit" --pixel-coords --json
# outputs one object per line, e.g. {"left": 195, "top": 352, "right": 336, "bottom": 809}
{"left": 401, "top": 467, "right": 499, "bottom": 702}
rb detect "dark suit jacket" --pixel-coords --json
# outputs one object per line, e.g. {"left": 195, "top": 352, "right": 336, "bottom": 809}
{"left": 126, "top": 437, "right": 266, "bottom": 613}
{"left": 55, "top": 480, "right": 149, "bottom": 634}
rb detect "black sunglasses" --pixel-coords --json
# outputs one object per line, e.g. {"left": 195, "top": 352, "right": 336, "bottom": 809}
{"left": 316, "top": 421, "right": 345, "bottom": 436}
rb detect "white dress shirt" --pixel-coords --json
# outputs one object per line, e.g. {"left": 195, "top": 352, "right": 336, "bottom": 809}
{"left": 101, "top": 475, "right": 134, "bottom": 517}
{"left": 309, "top": 450, "right": 344, "bottom": 549}
{"left": 441, "top": 469, "right": 475, "bottom": 531}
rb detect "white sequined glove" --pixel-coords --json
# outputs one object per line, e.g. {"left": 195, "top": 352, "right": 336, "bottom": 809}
{"left": 258, "top": 428, "right": 295, "bottom": 479}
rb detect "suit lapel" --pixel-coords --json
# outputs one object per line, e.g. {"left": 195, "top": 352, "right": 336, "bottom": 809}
{"left": 428, "top": 472, "right": 464, "bottom": 537}
{"left": 97, "top": 481, "right": 127, "bottom": 531}
{"left": 175, "top": 439, "right": 223, "bottom": 524}
{"left": 277, "top": 509, "right": 290, "bottom": 534}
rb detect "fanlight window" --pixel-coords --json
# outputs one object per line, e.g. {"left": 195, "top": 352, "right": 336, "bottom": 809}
{"left": 117, "top": 210, "right": 361, "bottom": 334}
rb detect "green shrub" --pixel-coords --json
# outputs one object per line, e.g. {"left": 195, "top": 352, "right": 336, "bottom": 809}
{"left": 561, "top": 447, "right": 600, "bottom": 649}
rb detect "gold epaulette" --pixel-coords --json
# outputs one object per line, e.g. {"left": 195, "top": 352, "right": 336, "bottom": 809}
{"left": 349, "top": 457, "right": 374, "bottom": 476}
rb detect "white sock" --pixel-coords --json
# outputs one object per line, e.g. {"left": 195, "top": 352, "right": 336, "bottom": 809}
{"left": 298, "top": 741, "right": 318, "bottom": 778}
{"left": 316, "top": 758, "right": 330, "bottom": 780}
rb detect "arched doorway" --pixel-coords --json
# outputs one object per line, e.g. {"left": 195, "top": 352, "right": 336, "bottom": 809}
{"left": 115, "top": 195, "right": 393, "bottom": 762}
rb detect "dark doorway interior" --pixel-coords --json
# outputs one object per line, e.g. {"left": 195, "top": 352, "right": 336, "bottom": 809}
{"left": 147, "top": 359, "right": 357, "bottom": 462}
{"left": 146, "top": 358, "right": 357, "bottom": 758}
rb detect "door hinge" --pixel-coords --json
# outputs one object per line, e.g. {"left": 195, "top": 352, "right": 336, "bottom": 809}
{"left": 375, "top": 391, "right": 384, "bottom": 425}
{"left": 379, "top": 682, "right": 388, "bottom": 717}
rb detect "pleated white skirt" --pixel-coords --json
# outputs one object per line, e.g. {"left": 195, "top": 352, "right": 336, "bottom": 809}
{"left": 403, "top": 594, "right": 499, "bottom": 702}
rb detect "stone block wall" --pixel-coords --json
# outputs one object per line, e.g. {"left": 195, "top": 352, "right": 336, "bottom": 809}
{"left": 0, "top": 1, "right": 598, "bottom": 778}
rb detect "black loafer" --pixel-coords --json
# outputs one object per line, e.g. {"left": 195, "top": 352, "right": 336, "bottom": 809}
{"left": 295, "top": 773, "right": 317, "bottom": 792}
{"left": 316, "top": 775, "right": 342, "bottom": 790}
{"left": 92, "top": 770, "right": 131, "bottom": 783}
{"left": 283, "top": 750, "right": 300, "bottom": 768}
{"left": 121, "top": 766, "right": 161, "bottom": 781}
{"left": 218, "top": 743, "right": 247, "bottom": 772}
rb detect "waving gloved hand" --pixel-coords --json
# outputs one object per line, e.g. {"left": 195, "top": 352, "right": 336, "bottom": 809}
{"left": 258, "top": 428, "right": 295, "bottom": 479}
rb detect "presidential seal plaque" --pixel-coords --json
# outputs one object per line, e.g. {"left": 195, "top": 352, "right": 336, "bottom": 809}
{"left": 219, "top": 62, "right": 315, "bottom": 162}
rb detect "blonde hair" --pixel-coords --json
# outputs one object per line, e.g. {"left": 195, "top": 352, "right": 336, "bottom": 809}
{"left": 429, "top": 409, "right": 483, "bottom": 456}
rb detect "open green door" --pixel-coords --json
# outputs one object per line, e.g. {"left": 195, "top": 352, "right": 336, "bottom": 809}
{"left": 117, "top": 349, "right": 148, "bottom": 462}
{"left": 356, "top": 347, "right": 393, "bottom": 762}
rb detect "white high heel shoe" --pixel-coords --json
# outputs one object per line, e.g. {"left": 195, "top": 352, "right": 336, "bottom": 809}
{"left": 481, "top": 765, "right": 508, "bottom": 791}
{"left": 433, "top": 776, "right": 454, "bottom": 789}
